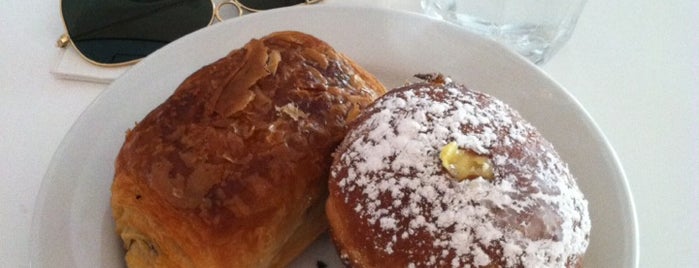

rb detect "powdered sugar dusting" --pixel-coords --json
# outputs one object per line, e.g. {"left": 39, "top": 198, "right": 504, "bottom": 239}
{"left": 332, "top": 83, "right": 590, "bottom": 267}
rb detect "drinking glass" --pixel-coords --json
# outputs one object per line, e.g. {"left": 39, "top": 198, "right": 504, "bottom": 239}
{"left": 421, "top": 0, "right": 587, "bottom": 64}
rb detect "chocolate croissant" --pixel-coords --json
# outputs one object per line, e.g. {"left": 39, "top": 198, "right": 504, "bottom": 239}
{"left": 111, "top": 31, "right": 385, "bottom": 267}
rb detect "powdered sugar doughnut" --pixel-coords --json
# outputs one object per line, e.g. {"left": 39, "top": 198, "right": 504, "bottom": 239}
{"left": 326, "top": 75, "right": 590, "bottom": 267}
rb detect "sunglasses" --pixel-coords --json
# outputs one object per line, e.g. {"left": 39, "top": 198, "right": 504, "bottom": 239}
{"left": 57, "top": 0, "right": 322, "bottom": 66}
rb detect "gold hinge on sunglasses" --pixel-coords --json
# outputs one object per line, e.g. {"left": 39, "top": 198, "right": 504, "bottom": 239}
{"left": 56, "top": 33, "right": 70, "bottom": 48}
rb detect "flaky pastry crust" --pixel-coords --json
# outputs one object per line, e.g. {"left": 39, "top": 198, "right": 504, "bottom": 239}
{"left": 111, "top": 31, "right": 385, "bottom": 267}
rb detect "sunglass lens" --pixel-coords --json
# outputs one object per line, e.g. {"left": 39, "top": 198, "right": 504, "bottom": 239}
{"left": 237, "top": 0, "right": 306, "bottom": 11}
{"left": 62, "top": 0, "right": 213, "bottom": 65}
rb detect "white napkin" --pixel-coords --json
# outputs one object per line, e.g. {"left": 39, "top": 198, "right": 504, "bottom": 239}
{"left": 51, "top": 47, "right": 130, "bottom": 84}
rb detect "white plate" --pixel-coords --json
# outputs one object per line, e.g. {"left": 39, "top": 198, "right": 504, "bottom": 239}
{"left": 31, "top": 4, "right": 638, "bottom": 267}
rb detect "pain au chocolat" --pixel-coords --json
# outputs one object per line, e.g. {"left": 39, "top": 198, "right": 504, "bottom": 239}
{"left": 326, "top": 75, "right": 590, "bottom": 267}
{"left": 110, "top": 31, "right": 385, "bottom": 267}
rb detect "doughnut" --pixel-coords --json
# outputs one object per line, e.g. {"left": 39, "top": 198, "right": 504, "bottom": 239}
{"left": 326, "top": 75, "right": 590, "bottom": 267}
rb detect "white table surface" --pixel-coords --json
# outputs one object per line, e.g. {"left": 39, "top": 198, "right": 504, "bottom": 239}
{"left": 1, "top": 0, "right": 697, "bottom": 267}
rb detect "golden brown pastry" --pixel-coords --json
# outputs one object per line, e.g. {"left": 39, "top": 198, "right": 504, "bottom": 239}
{"left": 326, "top": 75, "right": 590, "bottom": 267}
{"left": 110, "top": 31, "right": 385, "bottom": 267}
